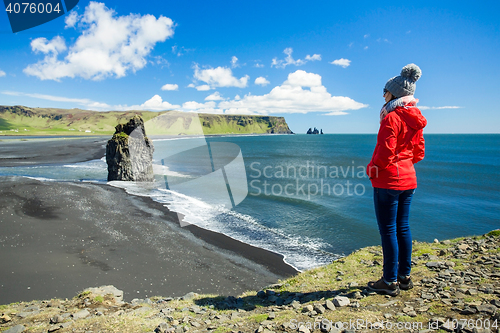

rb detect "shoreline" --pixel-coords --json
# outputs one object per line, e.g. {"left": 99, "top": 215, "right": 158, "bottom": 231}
{"left": 0, "top": 137, "right": 298, "bottom": 304}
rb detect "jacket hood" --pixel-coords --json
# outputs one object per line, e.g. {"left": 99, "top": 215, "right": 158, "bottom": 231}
{"left": 395, "top": 106, "right": 427, "bottom": 130}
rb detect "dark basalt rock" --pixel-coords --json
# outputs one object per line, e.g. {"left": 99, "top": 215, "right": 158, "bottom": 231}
{"left": 306, "top": 127, "right": 321, "bottom": 134}
{"left": 106, "top": 115, "right": 154, "bottom": 182}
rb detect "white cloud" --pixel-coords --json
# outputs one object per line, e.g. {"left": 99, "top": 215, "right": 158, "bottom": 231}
{"left": 284, "top": 70, "right": 321, "bottom": 87}
{"left": 205, "top": 92, "right": 225, "bottom": 101}
{"left": 171, "top": 45, "right": 193, "bottom": 57}
{"left": 182, "top": 101, "right": 216, "bottom": 110}
{"left": 2, "top": 90, "right": 110, "bottom": 108}
{"left": 180, "top": 100, "right": 223, "bottom": 114}
{"left": 193, "top": 64, "right": 249, "bottom": 89}
{"left": 364, "top": 46, "right": 369, "bottom": 50}
{"left": 24, "top": 1, "right": 175, "bottom": 81}
{"left": 234, "top": 95, "right": 241, "bottom": 100}
{"left": 30, "top": 36, "right": 67, "bottom": 54}
{"left": 254, "top": 77, "right": 270, "bottom": 86}
{"left": 64, "top": 10, "right": 79, "bottom": 28}
{"left": 216, "top": 70, "right": 367, "bottom": 115}
{"left": 271, "top": 48, "right": 321, "bottom": 68}
{"left": 161, "top": 83, "right": 178, "bottom": 91}
{"left": 151, "top": 55, "right": 169, "bottom": 67}
{"left": 254, "top": 63, "right": 264, "bottom": 68}
{"left": 196, "top": 85, "right": 211, "bottom": 91}
{"left": 138, "top": 95, "right": 179, "bottom": 110}
{"left": 364, "top": 34, "right": 370, "bottom": 38}
{"left": 187, "top": 83, "right": 211, "bottom": 91}
{"left": 419, "top": 106, "right": 462, "bottom": 110}
{"left": 305, "top": 54, "right": 321, "bottom": 61}
{"left": 330, "top": 58, "right": 351, "bottom": 68}
{"left": 231, "top": 56, "right": 239, "bottom": 68}
{"left": 323, "top": 111, "right": 349, "bottom": 116}
{"left": 0, "top": 70, "right": 5, "bottom": 77}
{"left": 1, "top": 90, "right": 181, "bottom": 112}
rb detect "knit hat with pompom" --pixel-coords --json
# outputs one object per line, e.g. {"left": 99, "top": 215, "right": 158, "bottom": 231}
{"left": 384, "top": 64, "right": 422, "bottom": 98}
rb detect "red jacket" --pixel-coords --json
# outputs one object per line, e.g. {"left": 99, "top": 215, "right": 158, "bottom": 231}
{"left": 367, "top": 105, "right": 427, "bottom": 190}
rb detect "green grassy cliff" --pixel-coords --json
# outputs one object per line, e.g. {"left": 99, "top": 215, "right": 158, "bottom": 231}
{"left": 0, "top": 106, "right": 293, "bottom": 136}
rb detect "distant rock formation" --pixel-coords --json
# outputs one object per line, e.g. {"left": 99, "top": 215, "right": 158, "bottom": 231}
{"left": 106, "top": 115, "right": 154, "bottom": 182}
{"left": 306, "top": 127, "right": 321, "bottom": 135}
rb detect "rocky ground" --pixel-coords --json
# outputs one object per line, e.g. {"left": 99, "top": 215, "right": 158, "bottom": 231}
{"left": 1, "top": 230, "right": 499, "bottom": 333}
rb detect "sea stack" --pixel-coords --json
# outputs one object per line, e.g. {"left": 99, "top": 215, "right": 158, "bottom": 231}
{"left": 106, "top": 115, "right": 154, "bottom": 182}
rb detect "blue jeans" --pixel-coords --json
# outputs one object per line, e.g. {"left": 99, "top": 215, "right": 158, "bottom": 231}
{"left": 373, "top": 188, "right": 415, "bottom": 283}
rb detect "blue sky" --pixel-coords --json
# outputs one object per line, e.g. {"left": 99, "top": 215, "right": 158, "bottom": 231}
{"left": 1, "top": 1, "right": 499, "bottom": 133}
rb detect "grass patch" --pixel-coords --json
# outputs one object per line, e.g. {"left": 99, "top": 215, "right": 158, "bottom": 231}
{"left": 487, "top": 230, "right": 500, "bottom": 237}
{"left": 248, "top": 313, "right": 268, "bottom": 323}
{"left": 93, "top": 296, "right": 104, "bottom": 303}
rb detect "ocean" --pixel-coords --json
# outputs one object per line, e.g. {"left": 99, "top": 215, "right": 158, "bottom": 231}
{"left": 1, "top": 134, "right": 498, "bottom": 272}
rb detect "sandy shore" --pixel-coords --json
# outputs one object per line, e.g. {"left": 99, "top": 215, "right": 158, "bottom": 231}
{"left": 0, "top": 137, "right": 297, "bottom": 304}
{"left": 0, "top": 137, "right": 108, "bottom": 167}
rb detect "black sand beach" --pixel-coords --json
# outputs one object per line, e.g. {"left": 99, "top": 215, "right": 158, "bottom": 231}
{"left": 0, "top": 137, "right": 297, "bottom": 305}
{"left": 0, "top": 137, "right": 108, "bottom": 167}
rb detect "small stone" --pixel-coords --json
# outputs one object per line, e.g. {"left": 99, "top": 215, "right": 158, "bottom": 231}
{"left": 181, "top": 292, "right": 197, "bottom": 301}
{"left": 426, "top": 262, "right": 442, "bottom": 269}
{"left": 458, "top": 244, "right": 470, "bottom": 251}
{"left": 403, "top": 306, "right": 414, "bottom": 313}
{"left": 421, "top": 293, "right": 434, "bottom": 300}
{"left": 3, "top": 325, "right": 25, "bottom": 333}
{"left": 257, "top": 291, "right": 266, "bottom": 298}
{"left": 267, "top": 312, "right": 276, "bottom": 320}
{"left": 445, "top": 261, "right": 456, "bottom": 267}
{"left": 291, "top": 300, "right": 301, "bottom": 309}
{"left": 325, "top": 300, "right": 336, "bottom": 311}
{"left": 461, "top": 307, "right": 477, "bottom": 315}
{"left": 379, "top": 300, "right": 397, "bottom": 307}
{"left": 48, "top": 326, "right": 61, "bottom": 333}
{"left": 155, "top": 322, "right": 170, "bottom": 333}
{"left": 313, "top": 304, "right": 325, "bottom": 314}
{"left": 476, "top": 304, "right": 497, "bottom": 315}
{"left": 84, "top": 285, "right": 124, "bottom": 304}
{"left": 260, "top": 320, "right": 273, "bottom": 326}
{"left": 298, "top": 326, "right": 311, "bottom": 333}
{"left": 302, "top": 305, "right": 314, "bottom": 313}
{"left": 50, "top": 315, "right": 65, "bottom": 324}
{"left": 71, "top": 309, "right": 90, "bottom": 320}
{"left": 332, "top": 296, "right": 350, "bottom": 307}
{"left": 351, "top": 291, "right": 363, "bottom": 299}
{"left": 434, "top": 239, "right": 439, "bottom": 243}
{"left": 0, "top": 314, "right": 12, "bottom": 323}
{"left": 466, "top": 288, "right": 478, "bottom": 295}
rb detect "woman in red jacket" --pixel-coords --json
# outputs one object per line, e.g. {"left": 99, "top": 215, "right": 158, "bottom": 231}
{"left": 366, "top": 64, "right": 427, "bottom": 296}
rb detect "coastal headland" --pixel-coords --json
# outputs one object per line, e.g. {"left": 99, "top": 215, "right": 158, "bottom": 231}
{"left": 0, "top": 106, "right": 293, "bottom": 136}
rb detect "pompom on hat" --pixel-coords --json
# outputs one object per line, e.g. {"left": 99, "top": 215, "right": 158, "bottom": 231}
{"left": 384, "top": 63, "right": 422, "bottom": 98}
